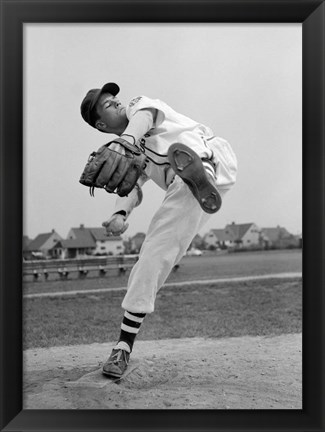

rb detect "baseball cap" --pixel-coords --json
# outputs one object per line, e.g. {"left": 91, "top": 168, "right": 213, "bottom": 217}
{"left": 80, "top": 82, "right": 120, "bottom": 127}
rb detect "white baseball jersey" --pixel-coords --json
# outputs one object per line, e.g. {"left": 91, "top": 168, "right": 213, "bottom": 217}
{"left": 126, "top": 95, "right": 217, "bottom": 190}
{"left": 114, "top": 95, "right": 237, "bottom": 216}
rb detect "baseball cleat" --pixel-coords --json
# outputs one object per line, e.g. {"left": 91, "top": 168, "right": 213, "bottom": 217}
{"left": 168, "top": 143, "right": 222, "bottom": 213}
{"left": 102, "top": 348, "right": 130, "bottom": 378}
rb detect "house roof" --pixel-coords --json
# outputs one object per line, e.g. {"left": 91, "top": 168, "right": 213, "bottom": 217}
{"left": 67, "top": 226, "right": 122, "bottom": 249}
{"left": 69, "top": 227, "right": 96, "bottom": 247}
{"left": 210, "top": 229, "right": 230, "bottom": 242}
{"left": 262, "top": 226, "right": 291, "bottom": 241}
{"left": 224, "top": 223, "right": 255, "bottom": 240}
{"left": 23, "top": 236, "right": 32, "bottom": 251}
{"left": 90, "top": 227, "right": 122, "bottom": 241}
{"left": 49, "top": 239, "right": 93, "bottom": 250}
{"left": 27, "top": 232, "right": 56, "bottom": 251}
{"left": 47, "top": 241, "right": 62, "bottom": 250}
{"left": 66, "top": 238, "right": 94, "bottom": 248}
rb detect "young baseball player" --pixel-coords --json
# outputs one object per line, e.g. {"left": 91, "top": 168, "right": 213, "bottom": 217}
{"left": 80, "top": 82, "right": 238, "bottom": 378}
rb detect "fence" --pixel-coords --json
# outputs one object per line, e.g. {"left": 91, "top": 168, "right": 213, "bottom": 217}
{"left": 23, "top": 255, "right": 139, "bottom": 282}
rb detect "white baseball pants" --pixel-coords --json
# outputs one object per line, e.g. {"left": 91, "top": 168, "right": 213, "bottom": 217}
{"left": 121, "top": 137, "right": 238, "bottom": 314}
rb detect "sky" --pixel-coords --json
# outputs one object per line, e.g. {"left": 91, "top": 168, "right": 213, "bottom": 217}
{"left": 24, "top": 24, "right": 302, "bottom": 240}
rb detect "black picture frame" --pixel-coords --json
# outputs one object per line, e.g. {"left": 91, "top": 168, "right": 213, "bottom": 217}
{"left": 0, "top": 1, "right": 324, "bottom": 431}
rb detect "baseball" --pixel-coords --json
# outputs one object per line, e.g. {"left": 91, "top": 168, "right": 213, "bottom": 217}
{"left": 102, "top": 214, "right": 128, "bottom": 236}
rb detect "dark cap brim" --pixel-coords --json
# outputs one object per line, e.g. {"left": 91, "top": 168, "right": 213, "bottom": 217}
{"left": 89, "top": 82, "right": 120, "bottom": 112}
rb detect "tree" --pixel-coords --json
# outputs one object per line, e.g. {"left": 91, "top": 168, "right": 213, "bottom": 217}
{"left": 189, "top": 234, "right": 206, "bottom": 250}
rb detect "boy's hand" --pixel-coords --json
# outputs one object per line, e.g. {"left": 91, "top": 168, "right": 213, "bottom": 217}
{"left": 102, "top": 214, "right": 129, "bottom": 236}
{"left": 108, "top": 141, "right": 126, "bottom": 155}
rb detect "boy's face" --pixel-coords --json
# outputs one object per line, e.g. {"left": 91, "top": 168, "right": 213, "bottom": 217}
{"left": 94, "top": 92, "right": 128, "bottom": 134}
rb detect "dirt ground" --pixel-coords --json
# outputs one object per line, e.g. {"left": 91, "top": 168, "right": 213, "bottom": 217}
{"left": 23, "top": 333, "right": 302, "bottom": 409}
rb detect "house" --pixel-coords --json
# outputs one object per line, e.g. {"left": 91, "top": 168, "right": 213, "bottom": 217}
{"left": 46, "top": 240, "right": 66, "bottom": 260}
{"left": 224, "top": 222, "right": 262, "bottom": 249}
{"left": 25, "top": 229, "right": 63, "bottom": 259}
{"left": 204, "top": 229, "right": 233, "bottom": 249}
{"left": 189, "top": 234, "right": 205, "bottom": 250}
{"left": 203, "top": 223, "right": 261, "bottom": 250}
{"left": 46, "top": 238, "right": 92, "bottom": 260}
{"left": 261, "top": 226, "right": 300, "bottom": 249}
{"left": 90, "top": 227, "right": 124, "bottom": 256}
{"left": 64, "top": 224, "right": 124, "bottom": 259}
{"left": 130, "top": 233, "right": 146, "bottom": 254}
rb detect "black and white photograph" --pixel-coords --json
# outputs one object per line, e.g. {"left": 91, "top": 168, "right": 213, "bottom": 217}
{"left": 2, "top": 1, "right": 325, "bottom": 430}
{"left": 21, "top": 22, "right": 303, "bottom": 410}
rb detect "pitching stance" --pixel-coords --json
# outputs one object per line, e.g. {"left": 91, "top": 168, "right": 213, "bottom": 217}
{"left": 79, "top": 82, "right": 238, "bottom": 378}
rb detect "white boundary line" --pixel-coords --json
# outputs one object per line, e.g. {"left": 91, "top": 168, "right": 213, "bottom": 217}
{"left": 24, "top": 272, "right": 302, "bottom": 299}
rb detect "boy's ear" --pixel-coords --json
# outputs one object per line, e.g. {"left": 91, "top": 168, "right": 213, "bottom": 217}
{"left": 95, "top": 121, "right": 106, "bottom": 131}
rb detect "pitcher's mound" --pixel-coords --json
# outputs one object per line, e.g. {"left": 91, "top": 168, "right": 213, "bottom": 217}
{"left": 66, "top": 356, "right": 179, "bottom": 389}
{"left": 24, "top": 334, "right": 302, "bottom": 409}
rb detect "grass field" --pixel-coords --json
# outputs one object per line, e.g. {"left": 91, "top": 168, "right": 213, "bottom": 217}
{"left": 23, "top": 276, "right": 302, "bottom": 350}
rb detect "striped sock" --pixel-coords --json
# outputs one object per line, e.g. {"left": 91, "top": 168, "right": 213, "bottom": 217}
{"left": 117, "top": 311, "right": 146, "bottom": 352}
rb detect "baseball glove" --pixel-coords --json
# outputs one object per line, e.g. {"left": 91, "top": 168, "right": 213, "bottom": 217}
{"left": 79, "top": 138, "right": 147, "bottom": 197}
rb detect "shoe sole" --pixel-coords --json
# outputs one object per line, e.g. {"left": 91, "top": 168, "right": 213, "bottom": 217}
{"left": 102, "top": 369, "right": 123, "bottom": 379}
{"left": 102, "top": 362, "right": 139, "bottom": 381}
{"left": 168, "top": 143, "right": 222, "bottom": 214}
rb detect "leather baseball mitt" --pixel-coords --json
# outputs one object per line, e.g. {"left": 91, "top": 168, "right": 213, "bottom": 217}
{"left": 79, "top": 138, "right": 147, "bottom": 197}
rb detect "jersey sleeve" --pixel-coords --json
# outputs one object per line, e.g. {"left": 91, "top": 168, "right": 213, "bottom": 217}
{"left": 126, "top": 96, "right": 166, "bottom": 128}
{"left": 113, "top": 173, "right": 149, "bottom": 218}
